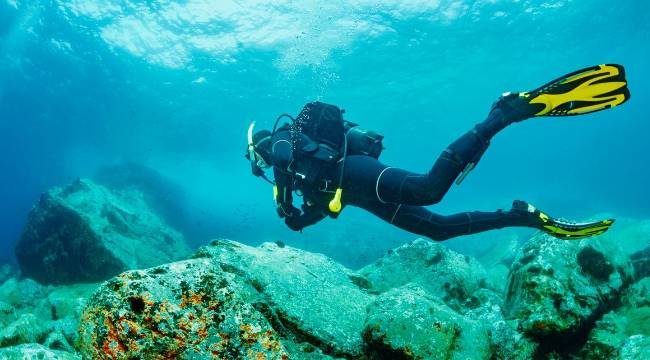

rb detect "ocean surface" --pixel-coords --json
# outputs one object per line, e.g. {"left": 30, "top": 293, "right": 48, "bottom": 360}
{"left": 1, "top": 0, "right": 649, "bottom": 267}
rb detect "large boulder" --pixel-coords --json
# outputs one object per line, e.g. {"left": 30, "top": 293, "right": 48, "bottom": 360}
{"left": 358, "top": 238, "right": 490, "bottom": 312}
{"left": 580, "top": 277, "right": 650, "bottom": 359}
{"left": 504, "top": 234, "right": 633, "bottom": 342}
{"left": 194, "top": 239, "right": 374, "bottom": 357}
{"left": 16, "top": 178, "right": 190, "bottom": 284}
{"left": 78, "top": 239, "right": 375, "bottom": 359}
{"left": 362, "top": 284, "right": 491, "bottom": 360}
{"left": 78, "top": 258, "right": 289, "bottom": 359}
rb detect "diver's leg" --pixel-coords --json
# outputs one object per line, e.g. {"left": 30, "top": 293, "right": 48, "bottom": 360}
{"left": 350, "top": 197, "right": 532, "bottom": 241}
{"left": 374, "top": 95, "right": 536, "bottom": 206}
{"left": 340, "top": 96, "right": 533, "bottom": 206}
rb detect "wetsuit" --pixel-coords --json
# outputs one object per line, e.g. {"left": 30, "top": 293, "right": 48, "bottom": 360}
{"left": 270, "top": 99, "right": 533, "bottom": 241}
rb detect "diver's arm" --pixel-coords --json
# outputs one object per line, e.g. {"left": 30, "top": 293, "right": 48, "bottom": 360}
{"left": 271, "top": 129, "right": 301, "bottom": 218}
{"left": 273, "top": 168, "right": 300, "bottom": 218}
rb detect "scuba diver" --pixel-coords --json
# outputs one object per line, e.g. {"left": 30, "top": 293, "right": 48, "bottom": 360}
{"left": 245, "top": 64, "right": 630, "bottom": 241}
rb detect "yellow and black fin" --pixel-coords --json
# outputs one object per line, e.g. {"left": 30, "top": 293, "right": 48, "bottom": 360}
{"left": 539, "top": 215, "right": 615, "bottom": 240}
{"left": 512, "top": 200, "right": 615, "bottom": 240}
{"left": 521, "top": 64, "right": 630, "bottom": 117}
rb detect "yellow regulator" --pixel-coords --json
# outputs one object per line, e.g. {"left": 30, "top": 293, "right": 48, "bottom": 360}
{"left": 329, "top": 188, "right": 343, "bottom": 213}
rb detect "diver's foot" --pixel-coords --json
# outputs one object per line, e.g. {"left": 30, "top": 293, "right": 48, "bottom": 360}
{"left": 510, "top": 200, "right": 615, "bottom": 240}
{"left": 474, "top": 93, "right": 539, "bottom": 139}
{"left": 489, "top": 92, "right": 540, "bottom": 124}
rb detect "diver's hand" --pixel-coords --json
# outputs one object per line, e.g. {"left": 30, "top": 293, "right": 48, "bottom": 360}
{"left": 277, "top": 203, "right": 301, "bottom": 218}
{"left": 284, "top": 215, "right": 305, "bottom": 232}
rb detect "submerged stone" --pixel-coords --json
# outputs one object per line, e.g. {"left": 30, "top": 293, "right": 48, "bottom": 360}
{"left": 0, "top": 343, "right": 81, "bottom": 360}
{"left": 0, "top": 313, "right": 49, "bottom": 347}
{"left": 466, "top": 298, "right": 538, "bottom": 360}
{"left": 581, "top": 277, "right": 650, "bottom": 359}
{"left": 195, "top": 239, "right": 374, "bottom": 357}
{"left": 15, "top": 178, "right": 190, "bottom": 284}
{"left": 362, "top": 284, "right": 490, "bottom": 360}
{"left": 504, "top": 234, "right": 633, "bottom": 343}
{"left": 77, "top": 258, "right": 289, "bottom": 359}
{"left": 358, "top": 238, "right": 490, "bottom": 312}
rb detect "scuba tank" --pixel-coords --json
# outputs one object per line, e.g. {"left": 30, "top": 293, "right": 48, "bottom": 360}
{"left": 344, "top": 123, "right": 384, "bottom": 159}
{"left": 270, "top": 102, "right": 385, "bottom": 214}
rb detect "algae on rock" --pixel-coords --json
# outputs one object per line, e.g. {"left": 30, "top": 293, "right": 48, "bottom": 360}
{"left": 77, "top": 257, "right": 289, "bottom": 359}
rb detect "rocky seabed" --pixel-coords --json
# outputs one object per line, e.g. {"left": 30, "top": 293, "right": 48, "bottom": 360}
{"left": 1, "top": 180, "right": 649, "bottom": 359}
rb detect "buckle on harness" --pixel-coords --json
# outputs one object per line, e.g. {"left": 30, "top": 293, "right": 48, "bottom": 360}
{"left": 319, "top": 179, "right": 332, "bottom": 192}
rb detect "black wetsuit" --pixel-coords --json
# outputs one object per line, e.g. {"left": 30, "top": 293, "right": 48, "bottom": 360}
{"left": 270, "top": 102, "right": 532, "bottom": 241}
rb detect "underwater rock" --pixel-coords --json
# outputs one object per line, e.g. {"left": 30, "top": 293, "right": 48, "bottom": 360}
{"left": 94, "top": 162, "right": 191, "bottom": 240}
{"left": 474, "top": 233, "right": 522, "bottom": 269}
{"left": 280, "top": 339, "right": 345, "bottom": 360}
{"left": 36, "top": 282, "right": 99, "bottom": 348}
{"left": 630, "top": 246, "right": 650, "bottom": 280}
{"left": 620, "top": 276, "right": 650, "bottom": 308}
{"left": 0, "top": 274, "right": 99, "bottom": 354}
{"left": 598, "top": 217, "right": 650, "bottom": 280}
{"left": 466, "top": 295, "right": 538, "bottom": 360}
{"left": 504, "top": 234, "right": 633, "bottom": 343}
{"left": 193, "top": 239, "right": 374, "bottom": 357}
{"left": 78, "top": 239, "right": 373, "bottom": 359}
{"left": 0, "top": 343, "right": 81, "bottom": 360}
{"left": 618, "top": 335, "right": 650, "bottom": 359}
{"left": 580, "top": 277, "right": 650, "bottom": 359}
{"left": 358, "top": 238, "right": 490, "bottom": 312}
{"left": 43, "top": 330, "right": 74, "bottom": 353}
{"left": 485, "top": 263, "right": 510, "bottom": 295}
{"left": 0, "top": 277, "right": 50, "bottom": 324}
{"left": 599, "top": 218, "right": 650, "bottom": 256}
{"left": 362, "top": 284, "right": 490, "bottom": 360}
{"left": 580, "top": 311, "right": 650, "bottom": 359}
{"left": 0, "top": 264, "right": 13, "bottom": 285}
{"left": 0, "top": 313, "right": 49, "bottom": 347}
{"left": 37, "top": 283, "right": 98, "bottom": 320}
{"left": 77, "top": 257, "right": 289, "bottom": 359}
{"left": 15, "top": 178, "right": 190, "bottom": 284}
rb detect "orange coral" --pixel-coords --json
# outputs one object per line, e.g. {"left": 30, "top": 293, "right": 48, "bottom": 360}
{"left": 102, "top": 312, "right": 126, "bottom": 359}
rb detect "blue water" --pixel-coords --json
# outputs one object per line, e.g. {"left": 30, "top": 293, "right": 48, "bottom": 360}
{"left": 1, "top": 0, "right": 649, "bottom": 267}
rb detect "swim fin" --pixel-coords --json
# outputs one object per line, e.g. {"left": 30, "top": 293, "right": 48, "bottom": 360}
{"left": 512, "top": 200, "right": 614, "bottom": 240}
{"left": 520, "top": 64, "right": 630, "bottom": 117}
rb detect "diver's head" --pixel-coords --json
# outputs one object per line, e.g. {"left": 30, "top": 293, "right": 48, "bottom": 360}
{"left": 250, "top": 129, "right": 272, "bottom": 166}
{"left": 245, "top": 122, "right": 272, "bottom": 177}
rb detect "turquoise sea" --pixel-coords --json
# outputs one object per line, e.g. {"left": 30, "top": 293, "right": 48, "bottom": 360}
{"left": 0, "top": 1, "right": 648, "bottom": 260}
{"left": 2, "top": 0, "right": 648, "bottom": 266}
